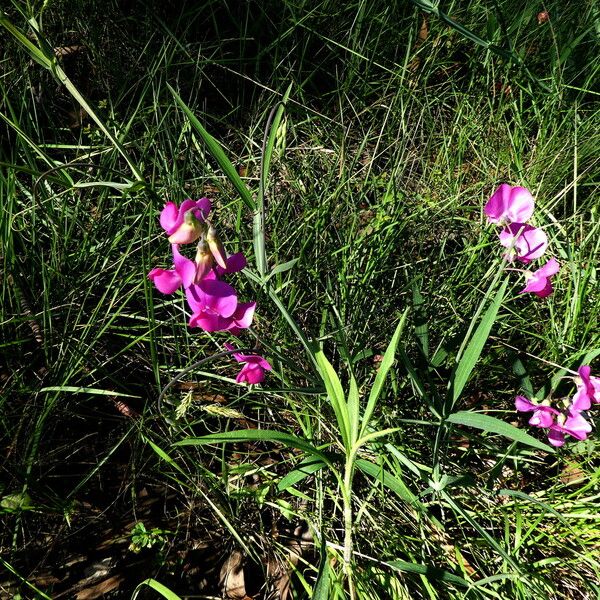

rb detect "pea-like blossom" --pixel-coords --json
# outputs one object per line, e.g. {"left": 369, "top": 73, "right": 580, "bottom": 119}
{"left": 160, "top": 198, "right": 211, "bottom": 244}
{"left": 571, "top": 365, "right": 600, "bottom": 411}
{"left": 148, "top": 244, "right": 196, "bottom": 294}
{"left": 224, "top": 343, "right": 272, "bottom": 384}
{"left": 499, "top": 223, "right": 548, "bottom": 263}
{"left": 186, "top": 279, "right": 239, "bottom": 332}
{"left": 515, "top": 396, "right": 558, "bottom": 428}
{"left": 547, "top": 409, "right": 592, "bottom": 447}
{"left": 484, "top": 184, "right": 535, "bottom": 225}
{"left": 520, "top": 258, "right": 560, "bottom": 297}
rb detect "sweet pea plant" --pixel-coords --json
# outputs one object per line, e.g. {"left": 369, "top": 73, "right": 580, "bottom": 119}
{"left": 483, "top": 183, "right": 599, "bottom": 447}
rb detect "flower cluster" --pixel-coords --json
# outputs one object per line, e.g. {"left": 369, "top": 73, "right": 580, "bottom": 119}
{"left": 148, "top": 198, "right": 271, "bottom": 384}
{"left": 516, "top": 366, "right": 599, "bottom": 447}
{"left": 484, "top": 184, "right": 559, "bottom": 298}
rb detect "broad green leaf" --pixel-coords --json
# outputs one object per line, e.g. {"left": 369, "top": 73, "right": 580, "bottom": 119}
{"left": 132, "top": 579, "right": 183, "bottom": 600}
{"left": 267, "top": 257, "right": 300, "bottom": 279}
{"left": 447, "top": 411, "right": 555, "bottom": 453}
{"left": 355, "top": 459, "right": 421, "bottom": 508}
{"left": 315, "top": 350, "right": 350, "bottom": 449}
{"left": 255, "top": 84, "right": 293, "bottom": 277}
{"left": 175, "top": 429, "right": 332, "bottom": 465}
{"left": 386, "top": 559, "right": 469, "bottom": 587}
{"left": 277, "top": 457, "right": 328, "bottom": 492}
{"left": 347, "top": 375, "right": 360, "bottom": 445}
{"left": 360, "top": 310, "right": 408, "bottom": 438}
{"left": 312, "top": 552, "right": 331, "bottom": 599}
{"left": 449, "top": 278, "right": 508, "bottom": 407}
{"left": 168, "top": 83, "right": 255, "bottom": 211}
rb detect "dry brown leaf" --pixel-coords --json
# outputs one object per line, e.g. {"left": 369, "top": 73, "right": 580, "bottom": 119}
{"left": 220, "top": 549, "right": 247, "bottom": 599}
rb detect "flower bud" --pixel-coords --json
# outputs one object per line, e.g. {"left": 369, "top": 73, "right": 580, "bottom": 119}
{"left": 194, "top": 239, "right": 214, "bottom": 283}
{"left": 206, "top": 223, "right": 228, "bottom": 269}
{"left": 168, "top": 209, "right": 206, "bottom": 244}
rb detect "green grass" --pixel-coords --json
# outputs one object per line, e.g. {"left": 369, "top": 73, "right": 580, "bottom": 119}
{"left": 1, "top": 0, "right": 599, "bottom": 598}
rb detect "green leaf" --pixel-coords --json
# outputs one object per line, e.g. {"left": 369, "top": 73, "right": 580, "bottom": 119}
{"left": 355, "top": 459, "right": 421, "bottom": 508}
{"left": 168, "top": 83, "right": 255, "bottom": 211}
{"left": 175, "top": 429, "right": 332, "bottom": 465}
{"left": 385, "top": 559, "right": 469, "bottom": 587}
{"left": 314, "top": 350, "right": 350, "bottom": 449}
{"left": 360, "top": 310, "right": 408, "bottom": 438}
{"left": 447, "top": 411, "right": 555, "bottom": 453}
{"left": 267, "top": 257, "right": 300, "bottom": 279}
{"left": 312, "top": 552, "right": 331, "bottom": 599}
{"left": 449, "top": 278, "right": 508, "bottom": 407}
{"left": 254, "top": 84, "right": 293, "bottom": 277}
{"left": 40, "top": 386, "right": 140, "bottom": 398}
{"left": 132, "top": 579, "right": 183, "bottom": 600}
{"left": 277, "top": 456, "right": 328, "bottom": 492}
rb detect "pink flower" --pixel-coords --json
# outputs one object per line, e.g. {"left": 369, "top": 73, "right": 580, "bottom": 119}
{"left": 224, "top": 343, "right": 272, "bottom": 384}
{"left": 160, "top": 198, "right": 211, "bottom": 244}
{"left": 186, "top": 279, "right": 239, "bottom": 332}
{"left": 515, "top": 396, "right": 558, "bottom": 428}
{"left": 499, "top": 223, "right": 548, "bottom": 263}
{"left": 547, "top": 409, "right": 592, "bottom": 447}
{"left": 148, "top": 244, "right": 196, "bottom": 294}
{"left": 484, "top": 184, "right": 535, "bottom": 225}
{"left": 520, "top": 258, "right": 560, "bottom": 297}
{"left": 571, "top": 365, "right": 600, "bottom": 411}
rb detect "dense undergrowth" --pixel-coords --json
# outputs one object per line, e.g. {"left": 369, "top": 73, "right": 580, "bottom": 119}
{"left": 1, "top": 0, "right": 599, "bottom": 598}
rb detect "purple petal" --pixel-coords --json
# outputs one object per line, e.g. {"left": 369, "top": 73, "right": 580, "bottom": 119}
{"left": 217, "top": 252, "right": 247, "bottom": 276}
{"left": 148, "top": 268, "right": 182, "bottom": 294}
{"left": 189, "top": 310, "right": 229, "bottom": 332}
{"left": 484, "top": 184, "right": 534, "bottom": 225}
{"left": 499, "top": 224, "right": 548, "bottom": 263}
{"left": 236, "top": 363, "right": 266, "bottom": 385}
{"left": 199, "top": 279, "right": 237, "bottom": 318}
{"left": 195, "top": 198, "right": 212, "bottom": 221}
{"left": 172, "top": 245, "right": 196, "bottom": 288}
{"left": 547, "top": 428, "right": 565, "bottom": 447}
{"left": 159, "top": 202, "right": 179, "bottom": 232}
{"left": 515, "top": 396, "right": 535, "bottom": 413}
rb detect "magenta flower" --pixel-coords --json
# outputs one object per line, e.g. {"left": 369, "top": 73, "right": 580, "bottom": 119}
{"left": 499, "top": 223, "right": 548, "bottom": 263}
{"left": 547, "top": 409, "right": 592, "bottom": 447}
{"left": 484, "top": 184, "right": 535, "bottom": 225}
{"left": 148, "top": 245, "right": 196, "bottom": 294}
{"left": 515, "top": 396, "right": 558, "bottom": 428}
{"left": 571, "top": 365, "right": 600, "bottom": 411}
{"left": 224, "top": 343, "right": 272, "bottom": 384}
{"left": 520, "top": 258, "right": 560, "bottom": 297}
{"left": 160, "top": 198, "right": 211, "bottom": 244}
{"left": 186, "top": 279, "right": 239, "bottom": 332}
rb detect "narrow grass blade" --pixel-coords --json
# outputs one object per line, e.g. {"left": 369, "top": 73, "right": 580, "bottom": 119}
{"left": 447, "top": 411, "right": 554, "bottom": 453}
{"left": 360, "top": 310, "right": 408, "bottom": 438}
{"left": 449, "top": 278, "right": 508, "bottom": 408}
{"left": 315, "top": 350, "right": 350, "bottom": 450}
{"left": 168, "top": 83, "right": 255, "bottom": 211}
{"left": 0, "top": 15, "right": 52, "bottom": 69}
